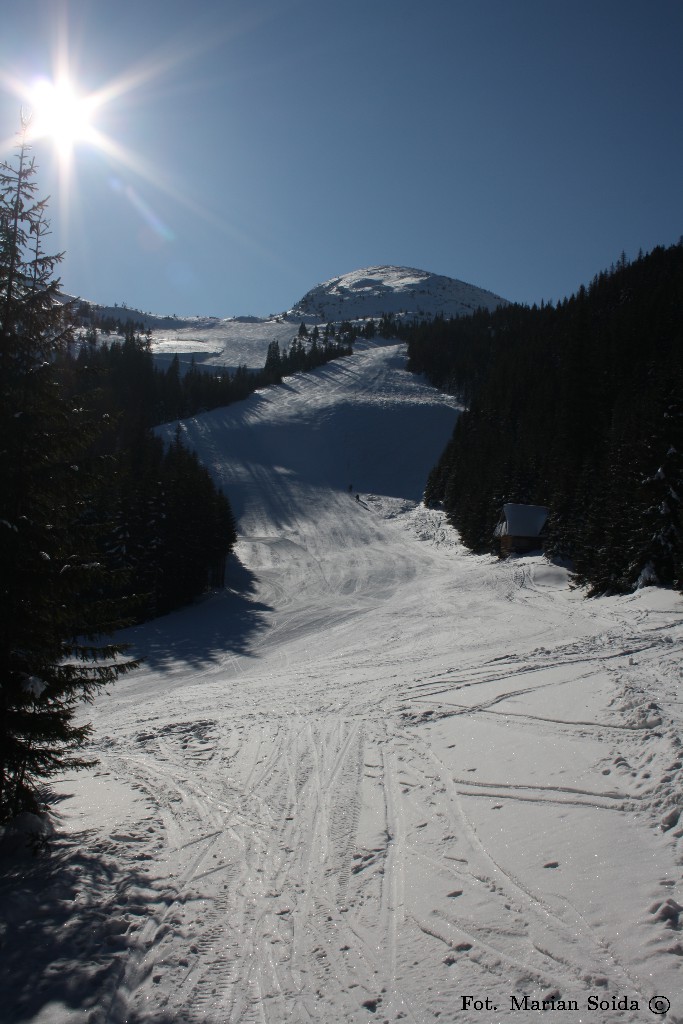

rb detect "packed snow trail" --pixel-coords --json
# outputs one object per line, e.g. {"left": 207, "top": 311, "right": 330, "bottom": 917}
{"left": 2, "top": 341, "right": 682, "bottom": 1024}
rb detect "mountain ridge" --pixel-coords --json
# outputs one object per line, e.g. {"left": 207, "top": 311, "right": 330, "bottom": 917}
{"left": 65, "top": 264, "right": 509, "bottom": 373}
{"left": 289, "top": 265, "right": 508, "bottom": 323}
{"left": 68, "top": 264, "right": 508, "bottom": 332}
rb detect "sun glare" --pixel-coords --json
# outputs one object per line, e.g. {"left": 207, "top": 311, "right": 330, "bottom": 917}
{"left": 1, "top": 22, "right": 252, "bottom": 257}
{"left": 28, "top": 77, "right": 97, "bottom": 157}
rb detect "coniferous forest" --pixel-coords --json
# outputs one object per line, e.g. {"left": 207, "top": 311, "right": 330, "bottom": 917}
{"left": 55, "top": 333, "right": 239, "bottom": 620}
{"left": 0, "top": 126, "right": 241, "bottom": 819}
{"left": 405, "top": 243, "right": 683, "bottom": 594}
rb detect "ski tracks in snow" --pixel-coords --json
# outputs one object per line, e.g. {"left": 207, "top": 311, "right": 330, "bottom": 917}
{"left": 92, "top": 642, "right": 683, "bottom": 1023}
{"left": 95, "top": 713, "right": 420, "bottom": 1022}
{"left": 23, "top": 343, "right": 683, "bottom": 1024}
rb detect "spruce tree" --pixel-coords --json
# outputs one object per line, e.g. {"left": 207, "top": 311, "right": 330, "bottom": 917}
{"left": 264, "top": 339, "right": 283, "bottom": 384}
{"left": 0, "top": 119, "right": 137, "bottom": 821}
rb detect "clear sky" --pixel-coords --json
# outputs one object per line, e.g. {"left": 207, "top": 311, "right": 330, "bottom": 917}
{"left": 1, "top": 0, "right": 681, "bottom": 317}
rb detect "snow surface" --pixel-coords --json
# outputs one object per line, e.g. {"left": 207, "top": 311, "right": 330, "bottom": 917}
{"left": 1, "top": 338, "right": 682, "bottom": 1024}
{"left": 291, "top": 266, "right": 507, "bottom": 323}
{"left": 148, "top": 316, "right": 298, "bottom": 375}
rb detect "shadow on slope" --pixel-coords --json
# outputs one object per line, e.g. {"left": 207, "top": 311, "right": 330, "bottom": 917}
{"left": 167, "top": 341, "right": 461, "bottom": 506}
{"left": 0, "top": 801, "right": 164, "bottom": 1024}
{"left": 182, "top": 394, "right": 461, "bottom": 515}
{"left": 125, "top": 555, "right": 272, "bottom": 670}
{"left": 327, "top": 400, "right": 461, "bottom": 502}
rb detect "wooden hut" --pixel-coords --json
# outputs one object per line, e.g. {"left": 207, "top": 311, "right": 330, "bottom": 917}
{"left": 494, "top": 503, "right": 549, "bottom": 556}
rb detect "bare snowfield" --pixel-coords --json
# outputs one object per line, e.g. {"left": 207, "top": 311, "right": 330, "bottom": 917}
{"left": 146, "top": 317, "right": 298, "bottom": 374}
{"left": 2, "top": 340, "right": 682, "bottom": 1024}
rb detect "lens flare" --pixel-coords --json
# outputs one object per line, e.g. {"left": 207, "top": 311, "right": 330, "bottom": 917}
{"left": 0, "top": 10, "right": 286, "bottom": 274}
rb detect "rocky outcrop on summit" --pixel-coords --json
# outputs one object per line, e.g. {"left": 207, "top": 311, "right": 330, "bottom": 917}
{"left": 289, "top": 265, "right": 508, "bottom": 323}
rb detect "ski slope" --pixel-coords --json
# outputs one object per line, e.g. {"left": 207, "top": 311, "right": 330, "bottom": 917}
{"left": 2, "top": 340, "right": 682, "bottom": 1024}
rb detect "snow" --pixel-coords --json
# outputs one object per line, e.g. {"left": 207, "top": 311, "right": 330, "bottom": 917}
{"left": 147, "top": 316, "right": 298, "bottom": 374}
{"left": 1, "top": 336, "right": 682, "bottom": 1024}
{"left": 22, "top": 676, "right": 48, "bottom": 697}
{"left": 291, "top": 265, "right": 508, "bottom": 323}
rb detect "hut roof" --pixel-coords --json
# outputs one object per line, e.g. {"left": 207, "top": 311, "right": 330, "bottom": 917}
{"left": 494, "top": 503, "right": 549, "bottom": 538}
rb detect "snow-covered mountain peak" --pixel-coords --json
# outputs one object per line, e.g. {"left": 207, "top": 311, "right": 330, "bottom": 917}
{"left": 289, "top": 265, "right": 508, "bottom": 322}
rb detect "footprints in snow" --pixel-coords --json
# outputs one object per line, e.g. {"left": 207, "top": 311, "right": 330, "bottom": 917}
{"left": 443, "top": 942, "right": 474, "bottom": 965}
{"left": 610, "top": 748, "right": 683, "bottom": 831}
{"left": 647, "top": 892, "right": 683, "bottom": 959}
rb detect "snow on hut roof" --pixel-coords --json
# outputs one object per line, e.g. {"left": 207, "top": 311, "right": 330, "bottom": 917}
{"left": 495, "top": 503, "right": 549, "bottom": 538}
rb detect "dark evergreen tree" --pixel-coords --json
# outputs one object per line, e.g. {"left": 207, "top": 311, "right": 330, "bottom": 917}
{"left": 164, "top": 353, "right": 183, "bottom": 419}
{"left": 263, "top": 339, "right": 283, "bottom": 384}
{"left": 0, "top": 121, "right": 137, "bottom": 821}
{"left": 153, "top": 427, "right": 237, "bottom": 613}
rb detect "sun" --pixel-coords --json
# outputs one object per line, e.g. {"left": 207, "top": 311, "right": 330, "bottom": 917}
{"left": 27, "top": 76, "right": 97, "bottom": 158}
{"left": 1, "top": 25, "right": 243, "bottom": 250}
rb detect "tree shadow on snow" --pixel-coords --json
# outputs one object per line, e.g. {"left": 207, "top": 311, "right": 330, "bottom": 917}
{"left": 0, "top": 800, "right": 169, "bottom": 1024}
{"left": 124, "top": 554, "right": 273, "bottom": 671}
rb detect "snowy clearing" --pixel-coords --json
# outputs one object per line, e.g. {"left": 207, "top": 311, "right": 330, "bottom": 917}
{"left": 1, "top": 340, "right": 682, "bottom": 1024}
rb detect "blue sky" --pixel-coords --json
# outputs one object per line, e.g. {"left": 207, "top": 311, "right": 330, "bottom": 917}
{"left": 1, "top": 0, "right": 681, "bottom": 317}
